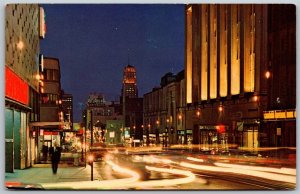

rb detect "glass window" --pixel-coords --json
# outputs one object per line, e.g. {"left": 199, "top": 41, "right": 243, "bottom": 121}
{"left": 53, "top": 70, "right": 59, "bottom": 81}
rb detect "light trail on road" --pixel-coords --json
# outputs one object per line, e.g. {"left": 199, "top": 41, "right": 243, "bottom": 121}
{"left": 41, "top": 160, "right": 140, "bottom": 190}
{"left": 40, "top": 158, "right": 200, "bottom": 190}
{"left": 187, "top": 157, "right": 204, "bottom": 163}
{"left": 129, "top": 166, "right": 199, "bottom": 188}
{"left": 180, "top": 162, "right": 296, "bottom": 184}
{"left": 214, "top": 162, "right": 296, "bottom": 176}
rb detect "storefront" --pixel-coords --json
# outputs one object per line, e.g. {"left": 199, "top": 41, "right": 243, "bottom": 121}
{"left": 262, "top": 110, "right": 296, "bottom": 147}
{"left": 5, "top": 107, "right": 30, "bottom": 172}
{"left": 149, "top": 134, "right": 156, "bottom": 145}
{"left": 185, "top": 129, "right": 193, "bottom": 145}
{"left": 177, "top": 130, "right": 185, "bottom": 144}
{"left": 233, "top": 118, "right": 260, "bottom": 148}
{"left": 5, "top": 67, "right": 31, "bottom": 172}
{"left": 195, "top": 125, "right": 229, "bottom": 149}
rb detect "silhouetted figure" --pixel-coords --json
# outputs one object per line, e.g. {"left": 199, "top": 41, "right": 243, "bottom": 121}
{"left": 49, "top": 146, "right": 54, "bottom": 161}
{"left": 51, "top": 146, "right": 61, "bottom": 174}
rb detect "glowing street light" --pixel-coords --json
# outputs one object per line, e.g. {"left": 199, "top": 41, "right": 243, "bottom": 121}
{"left": 265, "top": 71, "right": 271, "bottom": 79}
{"left": 218, "top": 106, "right": 223, "bottom": 112}
{"left": 178, "top": 114, "right": 182, "bottom": 120}
{"left": 17, "top": 40, "right": 24, "bottom": 50}
{"left": 253, "top": 96, "right": 258, "bottom": 102}
{"left": 35, "top": 74, "right": 40, "bottom": 80}
{"left": 196, "top": 110, "right": 201, "bottom": 117}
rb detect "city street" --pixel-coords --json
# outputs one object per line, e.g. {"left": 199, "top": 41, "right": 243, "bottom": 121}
{"left": 6, "top": 147, "right": 296, "bottom": 190}
{"left": 4, "top": 3, "right": 297, "bottom": 191}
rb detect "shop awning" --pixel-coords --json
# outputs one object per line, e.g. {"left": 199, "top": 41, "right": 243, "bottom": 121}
{"left": 29, "top": 122, "right": 69, "bottom": 127}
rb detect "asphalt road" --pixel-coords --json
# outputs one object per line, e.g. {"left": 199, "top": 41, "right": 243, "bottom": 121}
{"left": 91, "top": 149, "right": 296, "bottom": 190}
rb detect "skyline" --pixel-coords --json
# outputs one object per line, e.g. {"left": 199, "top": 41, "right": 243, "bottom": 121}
{"left": 40, "top": 4, "right": 185, "bottom": 121}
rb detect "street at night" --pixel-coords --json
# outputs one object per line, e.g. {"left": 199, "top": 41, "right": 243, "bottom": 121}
{"left": 3, "top": 2, "right": 297, "bottom": 191}
{"left": 5, "top": 146, "right": 296, "bottom": 190}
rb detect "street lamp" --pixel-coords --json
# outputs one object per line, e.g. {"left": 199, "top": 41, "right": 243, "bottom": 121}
{"left": 218, "top": 106, "right": 223, "bottom": 112}
{"left": 196, "top": 110, "right": 201, "bottom": 117}
{"left": 178, "top": 114, "right": 182, "bottom": 120}
{"left": 265, "top": 71, "right": 271, "bottom": 79}
{"left": 90, "top": 110, "right": 94, "bottom": 147}
{"left": 88, "top": 154, "right": 94, "bottom": 181}
{"left": 147, "top": 124, "right": 150, "bottom": 146}
{"left": 17, "top": 40, "right": 24, "bottom": 50}
{"left": 164, "top": 127, "right": 168, "bottom": 147}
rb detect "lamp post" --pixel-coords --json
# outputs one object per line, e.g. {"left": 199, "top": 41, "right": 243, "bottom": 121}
{"left": 166, "top": 118, "right": 170, "bottom": 147}
{"left": 90, "top": 110, "right": 93, "bottom": 147}
{"left": 156, "top": 120, "right": 160, "bottom": 144}
{"left": 164, "top": 127, "right": 168, "bottom": 147}
{"left": 88, "top": 154, "right": 94, "bottom": 181}
{"left": 147, "top": 124, "right": 150, "bottom": 146}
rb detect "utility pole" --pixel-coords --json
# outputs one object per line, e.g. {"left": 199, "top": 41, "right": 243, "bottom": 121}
{"left": 123, "top": 78, "right": 126, "bottom": 145}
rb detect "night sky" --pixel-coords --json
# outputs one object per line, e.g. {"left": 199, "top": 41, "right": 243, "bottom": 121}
{"left": 40, "top": 4, "right": 185, "bottom": 122}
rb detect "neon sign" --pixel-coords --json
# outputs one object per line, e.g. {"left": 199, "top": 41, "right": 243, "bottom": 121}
{"left": 5, "top": 67, "right": 29, "bottom": 105}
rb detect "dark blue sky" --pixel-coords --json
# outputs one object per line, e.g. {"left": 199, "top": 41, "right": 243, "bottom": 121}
{"left": 40, "top": 4, "right": 185, "bottom": 122}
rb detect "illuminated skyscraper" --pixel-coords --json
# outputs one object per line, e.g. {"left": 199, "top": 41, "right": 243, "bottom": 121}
{"left": 121, "top": 65, "right": 138, "bottom": 98}
{"left": 120, "top": 64, "right": 143, "bottom": 142}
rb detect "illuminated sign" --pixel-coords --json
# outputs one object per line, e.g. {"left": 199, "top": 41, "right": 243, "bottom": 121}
{"left": 263, "top": 110, "right": 296, "bottom": 120}
{"left": 39, "top": 54, "right": 44, "bottom": 72}
{"left": 124, "top": 130, "right": 130, "bottom": 138}
{"left": 39, "top": 7, "right": 46, "bottom": 38}
{"left": 264, "top": 111, "right": 275, "bottom": 119}
{"left": 109, "top": 132, "right": 115, "bottom": 138}
{"left": 286, "top": 111, "right": 294, "bottom": 118}
{"left": 276, "top": 128, "right": 281, "bottom": 136}
{"left": 43, "top": 131, "right": 59, "bottom": 135}
{"left": 177, "top": 130, "right": 185, "bottom": 135}
{"left": 275, "top": 111, "right": 286, "bottom": 119}
{"left": 5, "top": 67, "right": 29, "bottom": 105}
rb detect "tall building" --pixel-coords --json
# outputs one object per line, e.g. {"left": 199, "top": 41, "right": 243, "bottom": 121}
{"left": 121, "top": 65, "right": 138, "bottom": 98}
{"left": 62, "top": 91, "right": 73, "bottom": 130}
{"left": 5, "top": 4, "right": 45, "bottom": 172}
{"left": 143, "top": 70, "right": 186, "bottom": 146}
{"left": 39, "top": 57, "right": 63, "bottom": 154}
{"left": 120, "top": 64, "right": 143, "bottom": 143}
{"left": 185, "top": 5, "right": 296, "bottom": 148}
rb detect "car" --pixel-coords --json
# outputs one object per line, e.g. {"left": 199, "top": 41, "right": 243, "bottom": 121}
{"left": 88, "top": 146, "right": 108, "bottom": 161}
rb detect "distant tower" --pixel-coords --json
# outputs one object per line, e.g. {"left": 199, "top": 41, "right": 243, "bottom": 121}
{"left": 121, "top": 65, "right": 138, "bottom": 98}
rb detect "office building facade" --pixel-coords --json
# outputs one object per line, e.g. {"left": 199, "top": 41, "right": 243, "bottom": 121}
{"left": 185, "top": 4, "right": 296, "bottom": 148}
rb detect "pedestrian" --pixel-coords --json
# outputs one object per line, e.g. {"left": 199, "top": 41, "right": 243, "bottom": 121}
{"left": 51, "top": 143, "right": 61, "bottom": 174}
{"left": 49, "top": 146, "right": 54, "bottom": 161}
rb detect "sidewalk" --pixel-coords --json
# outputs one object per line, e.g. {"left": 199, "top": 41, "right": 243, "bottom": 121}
{"left": 5, "top": 162, "right": 103, "bottom": 186}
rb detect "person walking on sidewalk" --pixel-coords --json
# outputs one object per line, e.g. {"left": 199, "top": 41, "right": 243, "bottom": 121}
{"left": 51, "top": 143, "right": 61, "bottom": 174}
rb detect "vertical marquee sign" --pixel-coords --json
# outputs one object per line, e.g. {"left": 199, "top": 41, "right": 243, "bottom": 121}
{"left": 39, "top": 7, "right": 46, "bottom": 38}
